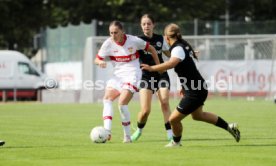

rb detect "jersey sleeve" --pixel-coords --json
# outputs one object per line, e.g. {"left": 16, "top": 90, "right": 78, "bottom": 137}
{"left": 96, "top": 40, "right": 111, "bottom": 60}
{"left": 133, "top": 36, "right": 149, "bottom": 51}
{"left": 162, "top": 37, "right": 170, "bottom": 51}
{"left": 171, "top": 46, "right": 186, "bottom": 61}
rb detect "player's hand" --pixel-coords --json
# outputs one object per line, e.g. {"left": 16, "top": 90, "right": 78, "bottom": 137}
{"left": 141, "top": 64, "right": 153, "bottom": 71}
{"left": 98, "top": 61, "right": 107, "bottom": 68}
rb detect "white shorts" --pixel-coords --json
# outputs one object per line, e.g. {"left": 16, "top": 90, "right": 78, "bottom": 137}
{"left": 106, "top": 74, "right": 141, "bottom": 93}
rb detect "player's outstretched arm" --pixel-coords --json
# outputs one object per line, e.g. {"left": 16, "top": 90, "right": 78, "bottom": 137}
{"left": 141, "top": 57, "right": 180, "bottom": 72}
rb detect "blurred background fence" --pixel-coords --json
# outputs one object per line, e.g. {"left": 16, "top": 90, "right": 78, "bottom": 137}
{"left": 41, "top": 20, "right": 276, "bottom": 63}
{"left": 36, "top": 20, "right": 276, "bottom": 103}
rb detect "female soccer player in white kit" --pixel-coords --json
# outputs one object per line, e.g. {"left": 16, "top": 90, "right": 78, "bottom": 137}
{"left": 94, "top": 21, "right": 160, "bottom": 143}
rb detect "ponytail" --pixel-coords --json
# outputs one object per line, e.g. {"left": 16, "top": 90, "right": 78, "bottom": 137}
{"left": 180, "top": 39, "right": 198, "bottom": 61}
{"left": 176, "top": 33, "right": 182, "bottom": 41}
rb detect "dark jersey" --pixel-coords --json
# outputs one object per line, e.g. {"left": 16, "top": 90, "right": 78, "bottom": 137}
{"left": 169, "top": 40, "right": 207, "bottom": 98}
{"left": 138, "top": 34, "right": 168, "bottom": 78}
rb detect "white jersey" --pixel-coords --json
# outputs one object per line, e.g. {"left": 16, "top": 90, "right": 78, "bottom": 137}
{"left": 97, "top": 34, "right": 149, "bottom": 92}
{"left": 97, "top": 34, "right": 149, "bottom": 77}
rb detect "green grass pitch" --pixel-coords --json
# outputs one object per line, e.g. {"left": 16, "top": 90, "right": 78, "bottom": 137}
{"left": 0, "top": 98, "right": 276, "bottom": 166}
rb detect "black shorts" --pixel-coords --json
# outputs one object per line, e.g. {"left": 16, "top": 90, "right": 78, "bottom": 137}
{"left": 176, "top": 90, "right": 208, "bottom": 115}
{"left": 139, "top": 72, "right": 170, "bottom": 93}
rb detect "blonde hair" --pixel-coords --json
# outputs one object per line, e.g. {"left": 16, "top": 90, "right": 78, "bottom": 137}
{"left": 164, "top": 23, "right": 182, "bottom": 40}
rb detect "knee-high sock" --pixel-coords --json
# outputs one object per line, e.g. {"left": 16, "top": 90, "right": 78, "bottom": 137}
{"left": 119, "top": 105, "right": 131, "bottom": 137}
{"left": 102, "top": 100, "right": 113, "bottom": 132}
{"left": 165, "top": 122, "right": 173, "bottom": 138}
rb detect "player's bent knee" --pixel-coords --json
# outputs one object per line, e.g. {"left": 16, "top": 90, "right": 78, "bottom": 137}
{"left": 169, "top": 116, "right": 178, "bottom": 125}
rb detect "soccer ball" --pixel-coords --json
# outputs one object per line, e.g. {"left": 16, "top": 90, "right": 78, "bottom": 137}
{"left": 90, "top": 126, "right": 108, "bottom": 143}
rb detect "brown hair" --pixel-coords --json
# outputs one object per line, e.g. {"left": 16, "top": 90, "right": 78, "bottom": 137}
{"left": 164, "top": 23, "right": 198, "bottom": 60}
{"left": 140, "top": 14, "right": 155, "bottom": 24}
{"left": 109, "top": 20, "right": 124, "bottom": 30}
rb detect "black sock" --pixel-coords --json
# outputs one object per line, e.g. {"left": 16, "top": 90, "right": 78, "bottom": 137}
{"left": 215, "top": 116, "right": 229, "bottom": 130}
{"left": 137, "top": 122, "right": 146, "bottom": 129}
{"left": 173, "top": 135, "right": 182, "bottom": 143}
{"left": 164, "top": 122, "right": 171, "bottom": 130}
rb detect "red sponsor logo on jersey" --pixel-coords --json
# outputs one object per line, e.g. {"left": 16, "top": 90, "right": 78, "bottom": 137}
{"left": 110, "top": 52, "right": 140, "bottom": 62}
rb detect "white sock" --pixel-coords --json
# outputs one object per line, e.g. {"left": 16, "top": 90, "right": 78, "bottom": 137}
{"left": 167, "top": 129, "right": 173, "bottom": 138}
{"left": 119, "top": 105, "right": 131, "bottom": 137}
{"left": 102, "top": 100, "right": 113, "bottom": 132}
{"left": 138, "top": 128, "right": 143, "bottom": 133}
